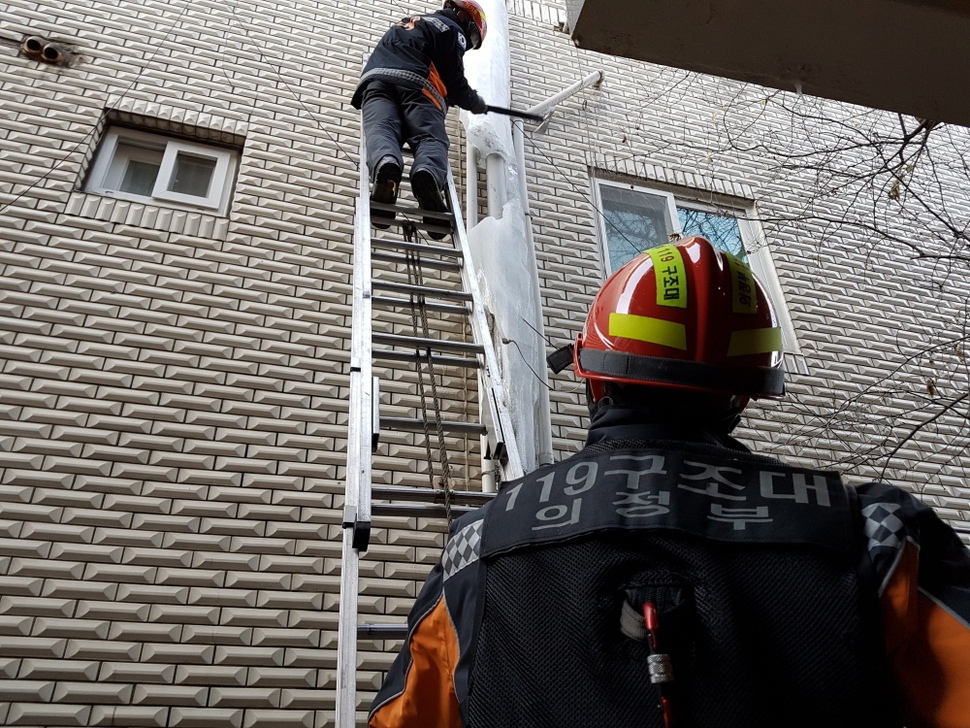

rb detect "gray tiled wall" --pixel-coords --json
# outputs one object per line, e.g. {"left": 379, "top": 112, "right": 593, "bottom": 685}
{"left": 1, "top": 0, "right": 968, "bottom": 726}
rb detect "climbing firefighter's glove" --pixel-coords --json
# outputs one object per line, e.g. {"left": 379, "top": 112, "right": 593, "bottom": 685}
{"left": 472, "top": 98, "right": 488, "bottom": 114}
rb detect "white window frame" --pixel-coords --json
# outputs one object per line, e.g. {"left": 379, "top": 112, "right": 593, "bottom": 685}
{"left": 594, "top": 181, "right": 679, "bottom": 276}
{"left": 593, "top": 179, "right": 807, "bottom": 373}
{"left": 86, "top": 127, "right": 237, "bottom": 216}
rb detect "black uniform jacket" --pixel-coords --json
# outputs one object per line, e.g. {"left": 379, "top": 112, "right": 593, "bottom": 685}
{"left": 351, "top": 10, "right": 484, "bottom": 112}
{"left": 370, "top": 407, "right": 970, "bottom": 728}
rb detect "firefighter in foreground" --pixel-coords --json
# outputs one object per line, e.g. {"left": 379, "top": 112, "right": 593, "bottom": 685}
{"left": 351, "top": 0, "right": 488, "bottom": 234}
{"left": 369, "top": 236, "right": 970, "bottom": 728}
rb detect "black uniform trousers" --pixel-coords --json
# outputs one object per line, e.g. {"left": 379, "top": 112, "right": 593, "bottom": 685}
{"left": 361, "top": 81, "right": 449, "bottom": 189}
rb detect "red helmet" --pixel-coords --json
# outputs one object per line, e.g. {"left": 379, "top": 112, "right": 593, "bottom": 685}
{"left": 559, "top": 236, "right": 785, "bottom": 408}
{"left": 445, "top": 0, "right": 487, "bottom": 49}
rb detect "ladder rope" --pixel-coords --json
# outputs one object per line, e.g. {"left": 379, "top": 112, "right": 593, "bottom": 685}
{"left": 401, "top": 229, "right": 438, "bottom": 490}
{"left": 404, "top": 233, "right": 454, "bottom": 526}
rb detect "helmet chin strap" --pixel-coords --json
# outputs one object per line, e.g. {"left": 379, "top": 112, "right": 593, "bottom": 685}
{"left": 442, "top": 1, "right": 479, "bottom": 46}
{"left": 456, "top": 10, "right": 476, "bottom": 41}
{"left": 586, "top": 381, "right": 611, "bottom": 418}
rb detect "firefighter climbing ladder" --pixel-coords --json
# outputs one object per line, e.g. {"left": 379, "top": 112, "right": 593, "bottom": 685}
{"left": 336, "top": 128, "right": 525, "bottom": 726}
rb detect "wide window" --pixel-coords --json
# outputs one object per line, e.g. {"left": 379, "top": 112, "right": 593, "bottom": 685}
{"left": 594, "top": 179, "right": 806, "bottom": 372}
{"left": 86, "top": 127, "right": 238, "bottom": 215}
{"left": 597, "top": 182, "right": 757, "bottom": 270}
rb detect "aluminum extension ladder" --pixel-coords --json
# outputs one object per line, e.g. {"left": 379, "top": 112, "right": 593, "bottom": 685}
{"left": 336, "top": 130, "right": 525, "bottom": 727}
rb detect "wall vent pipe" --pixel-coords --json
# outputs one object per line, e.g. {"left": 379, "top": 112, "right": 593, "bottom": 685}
{"left": 528, "top": 70, "right": 604, "bottom": 116}
{"left": 22, "top": 36, "right": 45, "bottom": 58}
{"left": 21, "top": 35, "right": 73, "bottom": 66}
{"left": 41, "top": 43, "right": 68, "bottom": 64}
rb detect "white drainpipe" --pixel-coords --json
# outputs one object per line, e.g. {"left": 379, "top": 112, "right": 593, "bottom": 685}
{"left": 463, "top": 39, "right": 604, "bottom": 471}
{"left": 508, "top": 70, "right": 605, "bottom": 467}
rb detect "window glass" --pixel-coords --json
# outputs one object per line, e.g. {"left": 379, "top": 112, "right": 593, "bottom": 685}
{"left": 104, "top": 141, "right": 164, "bottom": 193}
{"left": 120, "top": 158, "right": 161, "bottom": 196}
{"left": 169, "top": 153, "right": 216, "bottom": 197}
{"left": 677, "top": 207, "right": 747, "bottom": 261}
{"left": 598, "top": 182, "right": 750, "bottom": 271}
{"left": 600, "top": 185, "right": 671, "bottom": 273}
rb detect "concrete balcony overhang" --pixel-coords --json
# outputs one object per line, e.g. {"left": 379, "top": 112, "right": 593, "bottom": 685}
{"left": 565, "top": 0, "right": 970, "bottom": 126}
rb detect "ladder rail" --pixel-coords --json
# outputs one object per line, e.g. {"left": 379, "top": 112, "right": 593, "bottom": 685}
{"left": 336, "top": 137, "right": 376, "bottom": 728}
{"left": 338, "top": 127, "right": 527, "bottom": 728}
{"left": 336, "top": 524, "right": 363, "bottom": 727}
{"left": 444, "top": 169, "right": 525, "bottom": 480}
{"left": 348, "top": 193, "right": 375, "bottom": 549}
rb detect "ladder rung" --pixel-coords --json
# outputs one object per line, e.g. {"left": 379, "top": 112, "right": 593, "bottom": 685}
{"left": 380, "top": 417, "right": 487, "bottom": 435}
{"left": 372, "top": 502, "right": 482, "bottom": 518}
{"left": 377, "top": 219, "right": 452, "bottom": 238}
{"left": 370, "top": 203, "right": 454, "bottom": 236}
{"left": 373, "top": 349, "right": 480, "bottom": 368}
{"left": 358, "top": 623, "right": 408, "bottom": 639}
{"left": 372, "top": 484, "right": 495, "bottom": 507}
{"left": 372, "top": 296, "right": 469, "bottom": 315}
{"left": 373, "top": 280, "right": 474, "bottom": 302}
{"left": 373, "top": 250, "right": 462, "bottom": 273}
{"left": 372, "top": 237, "right": 464, "bottom": 259}
{"left": 373, "top": 332, "right": 484, "bottom": 355}
{"left": 369, "top": 200, "right": 407, "bottom": 215}
{"left": 412, "top": 207, "right": 453, "bottom": 222}
{"left": 372, "top": 201, "right": 454, "bottom": 222}
{"left": 411, "top": 220, "right": 454, "bottom": 237}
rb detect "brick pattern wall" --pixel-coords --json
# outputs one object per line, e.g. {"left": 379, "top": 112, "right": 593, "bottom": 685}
{"left": 0, "top": 0, "right": 968, "bottom": 727}
{"left": 0, "top": 1, "right": 469, "bottom": 725}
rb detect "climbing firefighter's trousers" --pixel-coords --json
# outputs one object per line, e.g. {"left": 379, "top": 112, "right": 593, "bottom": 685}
{"left": 360, "top": 81, "right": 450, "bottom": 189}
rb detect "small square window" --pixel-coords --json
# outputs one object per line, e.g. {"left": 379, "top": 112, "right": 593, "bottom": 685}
{"left": 86, "top": 127, "right": 238, "bottom": 215}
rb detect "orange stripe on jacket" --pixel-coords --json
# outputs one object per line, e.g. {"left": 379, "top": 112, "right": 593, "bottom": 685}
{"left": 422, "top": 88, "right": 444, "bottom": 110}
{"left": 882, "top": 541, "right": 970, "bottom": 728}
{"left": 426, "top": 64, "right": 447, "bottom": 108}
{"left": 369, "top": 596, "right": 462, "bottom": 728}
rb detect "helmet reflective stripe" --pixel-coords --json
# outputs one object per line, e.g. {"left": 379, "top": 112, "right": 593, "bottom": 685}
{"left": 646, "top": 244, "right": 688, "bottom": 308}
{"left": 728, "top": 327, "right": 783, "bottom": 357}
{"left": 609, "top": 313, "right": 687, "bottom": 351}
